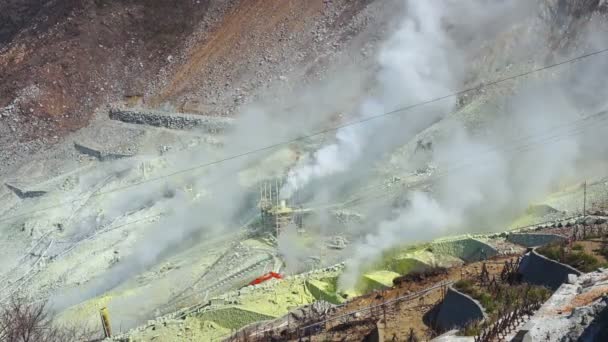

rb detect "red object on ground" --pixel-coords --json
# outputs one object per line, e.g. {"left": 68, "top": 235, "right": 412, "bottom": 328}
{"left": 249, "top": 272, "right": 283, "bottom": 286}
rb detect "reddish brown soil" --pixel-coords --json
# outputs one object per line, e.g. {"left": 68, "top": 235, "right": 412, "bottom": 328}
{"left": 576, "top": 239, "right": 608, "bottom": 264}
{"left": 0, "top": 0, "right": 376, "bottom": 147}
{"left": 0, "top": 0, "right": 210, "bottom": 141}
{"left": 153, "top": 0, "right": 326, "bottom": 106}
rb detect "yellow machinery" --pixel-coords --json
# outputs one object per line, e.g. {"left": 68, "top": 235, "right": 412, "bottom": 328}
{"left": 100, "top": 307, "right": 112, "bottom": 338}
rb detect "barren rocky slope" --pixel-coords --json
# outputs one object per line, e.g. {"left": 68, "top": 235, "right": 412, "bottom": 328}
{"left": 0, "top": 0, "right": 390, "bottom": 176}
{"left": 1, "top": 1, "right": 608, "bottom": 341}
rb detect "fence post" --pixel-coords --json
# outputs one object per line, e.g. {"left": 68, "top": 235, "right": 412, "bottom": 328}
{"left": 383, "top": 303, "right": 387, "bottom": 327}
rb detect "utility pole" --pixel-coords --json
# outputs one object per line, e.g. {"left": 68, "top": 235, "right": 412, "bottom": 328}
{"left": 100, "top": 307, "right": 112, "bottom": 338}
{"left": 584, "top": 180, "right": 587, "bottom": 217}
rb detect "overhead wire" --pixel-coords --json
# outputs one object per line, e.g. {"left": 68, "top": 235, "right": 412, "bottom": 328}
{"left": 1, "top": 48, "right": 608, "bottom": 224}
{"left": 312, "top": 111, "right": 608, "bottom": 210}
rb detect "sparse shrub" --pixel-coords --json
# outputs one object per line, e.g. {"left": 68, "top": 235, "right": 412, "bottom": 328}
{"left": 572, "top": 244, "right": 584, "bottom": 251}
{"left": 564, "top": 251, "right": 601, "bottom": 272}
{"left": 526, "top": 286, "right": 551, "bottom": 303}
{"left": 0, "top": 296, "right": 97, "bottom": 342}
{"left": 454, "top": 282, "right": 550, "bottom": 316}
{"left": 537, "top": 243, "right": 563, "bottom": 261}
{"left": 453, "top": 279, "right": 473, "bottom": 292}
{"left": 596, "top": 243, "right": 608, "bottom": 260}
{"left": 460, "top": 320, "right": 486, "bottom": 336}
{"left": 537, "top": 243, "right": 603, "bottom": 272}
{"left": 406, "top": 328, "right": 420, "bottom": 342}
{"left": 393, "top": 267, "right": 448, "bottom": 286}
{"left": 456, "top": 283, "right": 550, "bottom": 336}
{"left": 477, "top": 293, "right": 496, "bottom": 313}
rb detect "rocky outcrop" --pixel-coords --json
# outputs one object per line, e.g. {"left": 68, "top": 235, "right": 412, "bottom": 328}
{"left": 521, "top": 269, "right": 608, "bottom": 341}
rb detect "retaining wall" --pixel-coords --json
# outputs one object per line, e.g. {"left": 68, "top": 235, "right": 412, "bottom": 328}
{"left": 435, "top": 286, "right": 487, "bottom": 332}
{"left": 109, "top": 108, "right": 234, "bottom": 132}
{"left": 73, "top": 142, "right": 132, "bottom": 161}
{"left": 507, "top": 233, "right": 567, "bottom": 247}
{"left": 196, "top": 306, "right": 274, "bottom": 330}
{"left": 518, "top": 249, "right": 582, "bottom": 290}
{"left": 306, "top": 279, "right": 344, "bottom": 304}
{"left": 5, "top": 183, "right": 46, "bottom": 199}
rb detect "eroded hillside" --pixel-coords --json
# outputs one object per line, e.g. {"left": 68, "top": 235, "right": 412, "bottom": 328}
{"left": 1, "top": 1, "right": 608, "bottom": 341}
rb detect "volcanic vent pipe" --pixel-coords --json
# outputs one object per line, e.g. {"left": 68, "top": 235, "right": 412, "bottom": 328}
{"left": 100, "top": 307, "right": 112, "bottom": 338}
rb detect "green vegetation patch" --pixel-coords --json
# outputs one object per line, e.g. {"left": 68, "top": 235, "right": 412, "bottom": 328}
{"left": 237, "top": 279, "right": 316, "bottom": 318}
{"left": 455, "top": 280, "right": 551, "bottom": 337}
{"left": 453, "top": 280, "right": 551, "bottom": 317}
{"left": 596, "top": 244, "right": 608, "bottom": 260}
{"left": 537, "top": 243, "right": 607, "bottom": 272}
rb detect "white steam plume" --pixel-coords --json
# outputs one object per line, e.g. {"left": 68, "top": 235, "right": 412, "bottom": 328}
{"left": 340, "top": 64, "right": 608, "bottom": 289}
{"left": 281, "top": 0, "right": 461, "bottom": 199}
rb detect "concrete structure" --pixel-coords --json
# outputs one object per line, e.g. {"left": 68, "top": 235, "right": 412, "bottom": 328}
{"left": 435, "top": 286, "right": 487, "bottom": 332}
{"left": 109, "top": 107, "right": 234, "bottom": 132}
{"left": 518, "top": 249, "right": 582, "bottom": 290}
{"left": 5, "top": 182, "right": 47, "bottom": 199}
{"left": 507, "top": 233, "right": 567, "bottom": 247}
{"left": 74, "top": 141, "right": 133, "bottom": 161}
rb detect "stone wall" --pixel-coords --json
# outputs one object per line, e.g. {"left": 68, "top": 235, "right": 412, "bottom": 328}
{"left": 435, "top": 286, "right": 487, "bottom": 332}
{"left": 109, "top": 108, "right": 234, "bottom": 132}
{"left": 518, "top": 249, "right": 582, "bottom": 290}
{"left": 507, "top": 233, "right": 566, "bottom": 247}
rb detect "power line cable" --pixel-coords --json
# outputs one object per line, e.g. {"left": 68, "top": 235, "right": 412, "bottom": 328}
{"left": 1, "top": 98, "right": 605, "bottom": 312}
{"left": 314, "top": 110, "right": 608, "bottom": 206}
{"left": 1, "top": 48, "right": 608, "bottom": 224}
{"left": 319, "top": 112, "right": 608, "bottom": 210}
